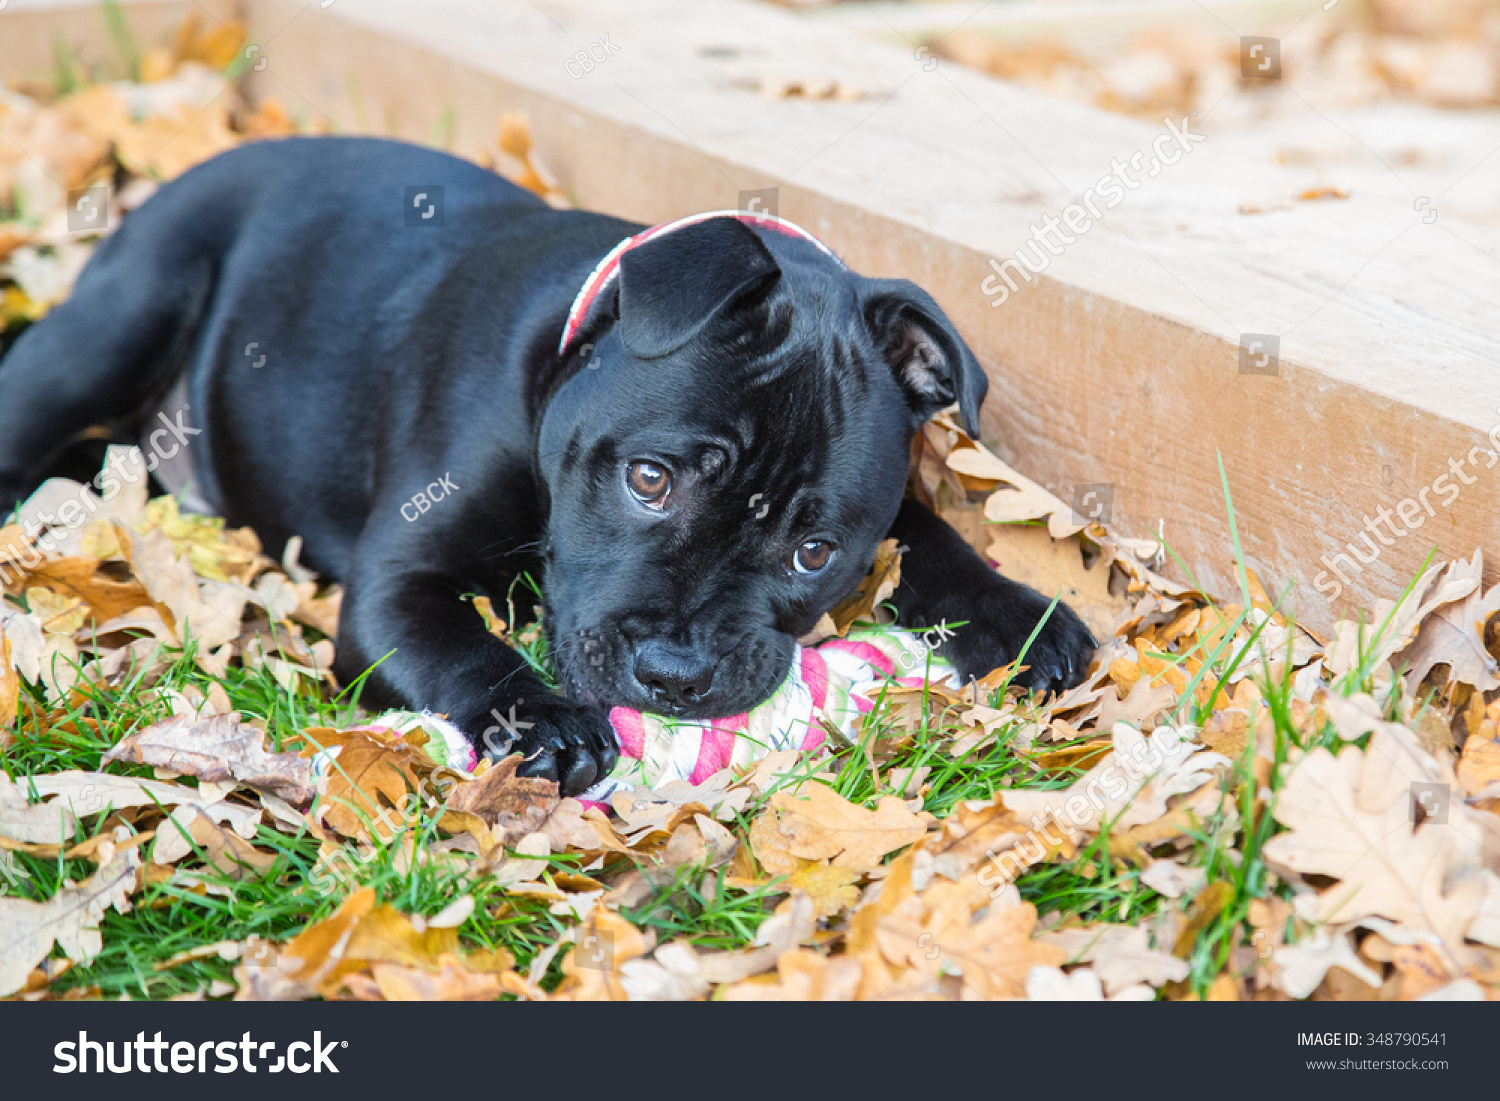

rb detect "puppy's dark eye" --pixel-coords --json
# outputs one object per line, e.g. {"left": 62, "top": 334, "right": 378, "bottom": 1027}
{"left": 626, "top": 460, "right": 671, "bottom": 506}
{"left": 792, "top": 539, "right": 834, "bottom": 575}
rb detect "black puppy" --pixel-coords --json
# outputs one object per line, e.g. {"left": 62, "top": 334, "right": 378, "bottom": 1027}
{"left": 0, "top": 136, "right": 1095, "bottom": 794}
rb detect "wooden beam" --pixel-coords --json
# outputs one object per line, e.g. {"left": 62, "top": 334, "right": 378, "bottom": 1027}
{"left": 0, "top": 0, "right": 239, "bottom": 82}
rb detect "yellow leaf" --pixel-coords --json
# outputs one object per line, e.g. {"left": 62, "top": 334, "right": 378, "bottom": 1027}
{"left": 768, "top": 782, "right": 928, "bottom": 871}
{"left": 304, "top": 728, "right": 432, "bottom": 843}
{"left": 829, "top": 539, "right": 902, "bottom": 635}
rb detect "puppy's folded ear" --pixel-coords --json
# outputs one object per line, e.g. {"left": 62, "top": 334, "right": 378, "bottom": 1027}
{"left": 616, "top": 217, "right": 781, "bottom": 359}
{"left": 861, "top": 279, "right": 989, "bottom": 440}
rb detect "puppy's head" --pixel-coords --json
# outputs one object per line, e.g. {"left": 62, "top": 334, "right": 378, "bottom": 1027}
{"left": 538, "top": 216, "right": 986, "bottom": 718}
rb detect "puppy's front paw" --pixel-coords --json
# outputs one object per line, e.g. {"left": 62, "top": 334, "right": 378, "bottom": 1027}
{"left": 479, "top": 697, "right": 619, "bottom": 797}
{"left": 1004, "top": 599, "right": 1098, "bottom": 696}
{"left": 937, "top": 581, "right": 1098, "bottom": 696}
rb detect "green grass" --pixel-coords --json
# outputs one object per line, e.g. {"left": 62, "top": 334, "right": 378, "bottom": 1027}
{"left": 4, "top": 458, "right": 1448, "bottom": 1001}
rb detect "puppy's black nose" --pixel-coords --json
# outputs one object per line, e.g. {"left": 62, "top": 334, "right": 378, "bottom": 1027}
{"left": 633, "top": 640, "right": 715, "bottom": 708}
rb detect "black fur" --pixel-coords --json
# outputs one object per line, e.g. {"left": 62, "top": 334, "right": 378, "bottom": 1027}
{"left": 0, "top": 136, "right": 1096, "bottom": 795}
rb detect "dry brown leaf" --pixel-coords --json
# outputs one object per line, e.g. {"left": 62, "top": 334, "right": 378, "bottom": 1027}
{"left": 367, "top": 959, "right": 502, "bottom": 1001}
{"left": 1273, "top": 927, "right": 1383, "bottom": 999}
{"left": 446, "top": 754, "right": 559, "bottom": 846}
{"left": 1000, "top": 722, "right": 1227, "bottom": 835}
{"left": 986, "top": 524, "right": 1124, "bottom": 643}
{"left": 866, "top": 872, "right": 1064, "bottom": 999}
{"left": 767, "top": 782, "right": 929, "bottom": 870}
{"left": 1325, "top": 560, "right": 1471, "bottom": 679}
{"left": 236, "top": 888, "right": 512, "bottom": 1000}
{"left": 15, "top": 557, "right": 154, "bottom": 625}
{"left": 292, "top": 587, "right": 341, "bottom": 637}
{"left": 829, "top": 538, "right": 902, "bottom": 634}
{"left": 304, "top": 728, "right": 433, "bottom": 843}
{"left": 1264, "top": 744, "right": 1486, "bottom": 960}
{"left": 719, "top": 948, "right": 863, "bottom": 1001}
{"left": 917, "top": 795, "right": 1032, "bottom": 878}
{"left": 1041, "top": 923, "right": 1189, "bottom": 995}
{"left": 59, "top": 82, "right": 239, "bottom": 183}
{"left": 161, "top": 806, "right": 277, "bottom": 881}
{"left": 782, "top": 862, "right": 862, "bottom": 918}
{"left": 1458, "top": 734, "right": 1500, "bottom": 798}
{"left": 1393, "top": 554, "right": 1500, "bottom": 691}
{"left": 0, "top": 845, "right": 141, "bottom": 996}
{"left": 103, "top": 714, "right": 314, "bottom": 803}
{"left": 979, "top": 454, "right": 1085, "bottom": 540}
{"left": 0, "top": 770, "right": 230, "bottom": 848}
{"left": 0, "top": 635, "right": 17, "bottom": 736}
{"left": 550, "top": 906, "right": 651, "bottom": 1001}
{"left": 120, "top": 526, "right": 247, "bottom": 651}
{"left": 236, "top": 889, "right": 375, "bottom": 999}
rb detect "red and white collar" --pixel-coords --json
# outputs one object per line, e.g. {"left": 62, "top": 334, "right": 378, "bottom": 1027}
{"left": 558, "top": 209, "right": 843, "bottom": 354}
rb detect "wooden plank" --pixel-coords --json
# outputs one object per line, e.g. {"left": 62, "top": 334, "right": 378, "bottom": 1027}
{"left": 0, "top": 0, "right": 239, "bottom": 82}
{"left": 12, "top": 0, "right": 1500, "bottom": 636}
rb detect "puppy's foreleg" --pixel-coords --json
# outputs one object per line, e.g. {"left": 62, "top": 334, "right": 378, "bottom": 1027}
{"left": 333, "top": 562, "right": 618, "bottom": 796}
{"left": 0, "top": 225, "right": 210, "bottom": 507}
{"left": 885, "top": 497, "right": 1097, "bottom": 693}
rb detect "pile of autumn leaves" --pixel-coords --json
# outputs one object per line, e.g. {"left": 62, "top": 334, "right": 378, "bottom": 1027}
{"left": 2, "top": 416, "right": 1499, "bottom": 1000}
{"left": 0, "top": 15, "right": 307, "bottom": 330}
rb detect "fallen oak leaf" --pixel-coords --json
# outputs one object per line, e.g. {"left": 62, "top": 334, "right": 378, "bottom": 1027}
{"left": 623, "top": 892, "right": 821, "bottom": 1000}
{"left": 0, "top": 845, "right": 142, "bottom": 996}
{"left": 1272, "top": 926, "right": 1383, "bottom": 999}
{"left": 1458, "top": 733, "right": 1500, "bottom": 799}
{"left": 0, "top": 635, "right": 18, "bottom": 737}
{"left": 871, "top": 878, "right": 1065, "bottom": 1000}
{"left": 150, "top": 805, "right": 276, "bottom": 880}
{"left": 119, "top": 525, "right": 248, "bottom": 652}
{"left": 103, "top": 714, "right": 314, "bottom": 803}
{"left": 0, "top": 770, "right": 237, "bottom": 848}
{"left": 999, "top": 722, "right": 1228, "bottom": 836}
{"left": 829, "top": 538, "right": 902, "bottom": 634}
{"left": 364, "top": 958, "right": 503, "bottom": 1001}
{"left": 235, "top": 888, "right": 513, "bottom": 1001}
{"left": 719, "top": 949, "right": 864, "bottom": 1001}
{"left": 1025, "top": 966, "right": 1107, "bottom": 1000}
{"left": 549, "top": 905, "right": 651, "bottom": 1001}
{"left": 978, "top": 454, "right": 1085, "bottom": 540}
{"left": 986, "top": 523, "right": 1125, "bottom": 643}
{"left": 235, "top": 888, "right": 375, "bottom": 1000}
{"left": 781, "top": 862, "right": 862, "bottom": 919}
{"left": 767, "top": 782, "right": 930, "bottom": 870}
{"left": 301, "top": 727, "right": 434, "bottom": 843}
{"left": 1323, "top": 560, "right": 1471, "bottom": 680}
{"left": 609, "top": 790, "right": 715, "bottom": 849}
{"left": 1039, "top": 923, "right": 1189, "bottom": 996}
{"left": 15, "top": 557, "right": 155, "bottom": 625}
{"left": 445, "top": 754, "right": 559, "bottom": 846}
{"left": 1263, "top": 744, "right": 1486, "bottom": 960}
